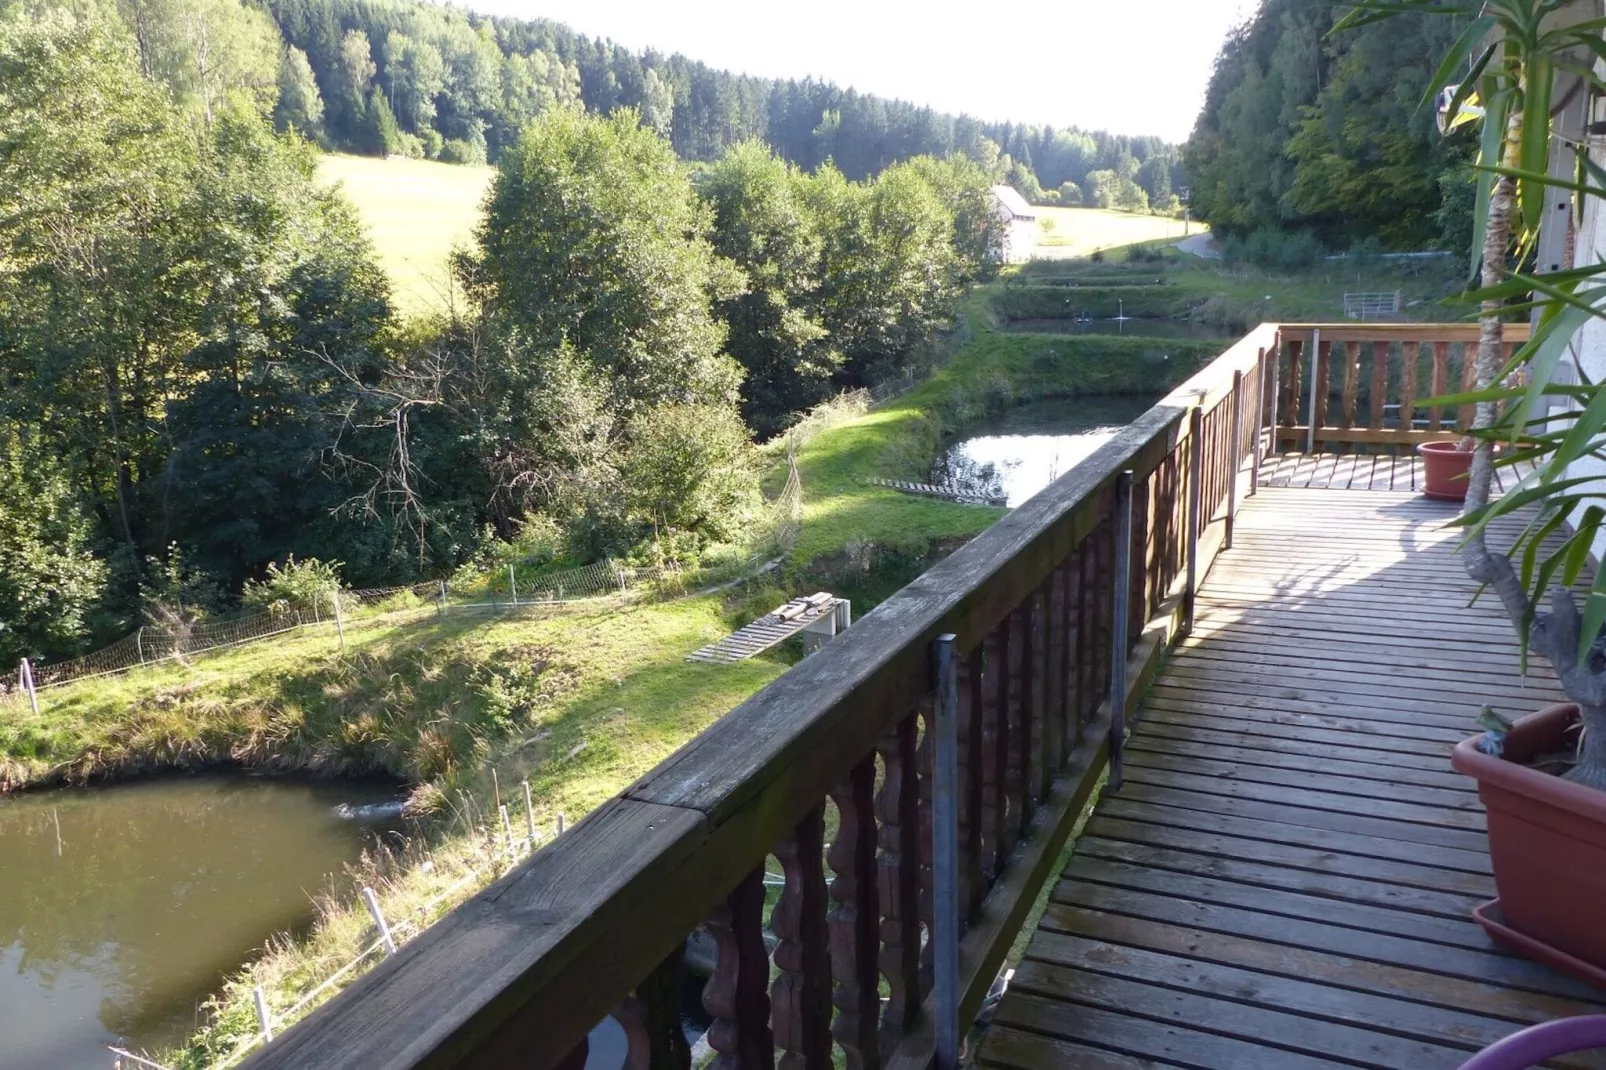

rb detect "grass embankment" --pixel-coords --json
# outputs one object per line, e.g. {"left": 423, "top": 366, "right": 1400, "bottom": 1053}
{"left": 1, "top": 261, "right": 1235, "bottom": 1063}
{"left": 314, "top": 153, "right": 494, "bottom": 317}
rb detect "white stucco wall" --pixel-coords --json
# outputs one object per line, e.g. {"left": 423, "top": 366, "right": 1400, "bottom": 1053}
{"left": 1562, "top": 131, "right": 1606, "bottom": 563}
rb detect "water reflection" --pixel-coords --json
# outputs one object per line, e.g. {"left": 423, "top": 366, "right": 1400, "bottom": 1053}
{"left": 0, "top": 775, "right": 402, "bottom": 1069}
{"left": 934, "top": 396, "right": 1158, "bottom": 508}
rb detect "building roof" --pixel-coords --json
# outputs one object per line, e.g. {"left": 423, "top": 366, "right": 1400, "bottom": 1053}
{"left": 990, "top": 184, "right": 1037, "bottom": 220}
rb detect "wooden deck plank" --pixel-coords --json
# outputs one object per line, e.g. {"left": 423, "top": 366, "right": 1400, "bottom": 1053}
{"left": 983, "top": 483, "right": 1602, "bottom": 1070}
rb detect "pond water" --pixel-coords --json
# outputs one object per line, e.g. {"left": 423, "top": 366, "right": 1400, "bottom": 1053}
{"left": 1002, "top": 317, "right": 1241, "bottom": 341}
{"left": 0, "top": 775, "right": 404, "bottom": 1069}
{"left": 934, "top": 395, "right": 1159, "bottom": 508}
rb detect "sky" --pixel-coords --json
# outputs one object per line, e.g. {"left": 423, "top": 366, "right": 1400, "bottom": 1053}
{"left": 473, "top": 0, "right": 1254, "bottom": 143}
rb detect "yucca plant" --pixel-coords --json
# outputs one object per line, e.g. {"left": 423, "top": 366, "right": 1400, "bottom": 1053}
{"left": 1337, "top": 0, "right": 1606, "bottom": 786}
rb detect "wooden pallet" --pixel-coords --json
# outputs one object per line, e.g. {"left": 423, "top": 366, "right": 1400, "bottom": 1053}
{"left": 686, "top": 593, "right": 843, "bottom": 664}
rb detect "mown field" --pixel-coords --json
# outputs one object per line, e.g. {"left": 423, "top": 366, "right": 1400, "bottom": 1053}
{"left": 1032, "top": 206, "right": 1198, "bottom": 258}
{"left": 315, "top": 153, "right": 495, "bottom": 316}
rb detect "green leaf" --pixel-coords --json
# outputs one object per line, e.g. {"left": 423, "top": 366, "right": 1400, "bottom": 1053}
{"left": 1518, "top": 52, "right": 1553, "bottom": 236}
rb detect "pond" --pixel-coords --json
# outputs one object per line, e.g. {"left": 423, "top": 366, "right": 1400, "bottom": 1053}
{"left": 1001, "top": 317, "right": 1241, "bottom": 341}
{"left": 934, "top": 395, "right": 1160, "bottom": 508}
{"left": 0, "top": 775, "right": 404, "bottom": 1069}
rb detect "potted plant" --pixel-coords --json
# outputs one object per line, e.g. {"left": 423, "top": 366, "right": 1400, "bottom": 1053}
{"left": 1340, "top": 0, "right": 1606, "bottom": 984}
{"left": 1419, "top": 437, "right": 1476, "bottom": 501}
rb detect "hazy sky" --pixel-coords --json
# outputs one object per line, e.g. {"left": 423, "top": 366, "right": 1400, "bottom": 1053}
{"left": 474, "top": 1, "right": 1253, "bottom": 143}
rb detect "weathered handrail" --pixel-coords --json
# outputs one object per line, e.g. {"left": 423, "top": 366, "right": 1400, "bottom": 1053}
{"left": 1274, "top": 323, "right": 1532, "bottom": 450}
{"left": 239, "top": 326, "right": 1277, "bottom": 1070}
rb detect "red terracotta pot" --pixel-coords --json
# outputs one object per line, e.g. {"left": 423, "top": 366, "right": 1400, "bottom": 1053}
{"left": 1452, "top": 704, "right": 1606, "bottom": 987}
{"left": 1418, "top": 440, "right": 1474, "bottom": 501}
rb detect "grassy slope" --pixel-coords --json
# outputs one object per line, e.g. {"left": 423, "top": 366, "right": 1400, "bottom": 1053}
{"left": 315, "top": 153, "right": 494, "bottom": 317}
{"left": 1033, "top": 206, "right": 1196, "bottom": 256}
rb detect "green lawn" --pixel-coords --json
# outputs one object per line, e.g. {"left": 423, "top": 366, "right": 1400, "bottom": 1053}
{"left": 1033, "top": 206, "right": 1200, "bottom": 257}
{"left": 315, "top": 153, "right": 494, "bottom": 316}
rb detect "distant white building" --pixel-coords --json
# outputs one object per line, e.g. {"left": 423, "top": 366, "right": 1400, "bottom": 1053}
{"left": 990, "top": 184, "right": 1038, "bottom": 263}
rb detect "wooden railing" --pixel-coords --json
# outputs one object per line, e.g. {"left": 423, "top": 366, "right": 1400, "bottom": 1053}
{"left": 1273, "top": 323, "right": 1530, "bottom": 452}
{"left": 238, "top": 325, "right": 1277, "bottom": 1070}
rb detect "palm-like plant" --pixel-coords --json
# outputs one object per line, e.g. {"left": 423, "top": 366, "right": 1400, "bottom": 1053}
{"left": 1336, "top": 0, "right": 1606, "bottom": 786}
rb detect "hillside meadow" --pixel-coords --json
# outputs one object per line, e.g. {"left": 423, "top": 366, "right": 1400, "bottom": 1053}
{"left": 314, "top": 153, "right": 494, "bottom": 316}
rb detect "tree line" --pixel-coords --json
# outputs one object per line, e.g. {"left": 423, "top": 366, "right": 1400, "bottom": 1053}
{"left": 1184, "top": 0, "right": 1475, "bottom": 252}
{"left": 0, "top": 2, "right": 1004, "bottom": 666}
{"left": 151, "top": 0, "right": 1186, "bottom": 208}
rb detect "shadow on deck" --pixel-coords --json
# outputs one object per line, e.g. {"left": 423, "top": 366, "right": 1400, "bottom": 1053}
{"left": 979, "top": 486, "right": 1606, "bottom": 1070}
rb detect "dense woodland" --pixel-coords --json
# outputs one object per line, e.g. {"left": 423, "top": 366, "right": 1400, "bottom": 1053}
{"left": 0, "top": 0, "right": 1015, "bottom": 665}
{"left": 1185, "top": 0, "right": 1476, "bottom": 252}
{"left": 258, "top": 0, "right": 1182, "bottom": 209}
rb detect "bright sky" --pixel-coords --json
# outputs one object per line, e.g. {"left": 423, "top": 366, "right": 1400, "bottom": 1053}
{"left": 474, "top": 0, "right": 1254, "bottom": 143}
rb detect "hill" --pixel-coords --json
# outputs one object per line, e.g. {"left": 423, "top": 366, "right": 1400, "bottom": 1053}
{"left": 315, "top": 154, "right": 494, "bottom": 316}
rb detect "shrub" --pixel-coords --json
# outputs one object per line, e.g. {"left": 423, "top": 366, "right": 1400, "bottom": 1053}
{"left": 440, "top": 137, "right": 486, "bottom": 166}
{"left": 421, "top": 128, "right": 443, "bottom": 159}
{"left": 241, "top": 555, "right": 345, "bottom": 616}
{"left": 621, "top": 402, "right": 759, "bottom": 550}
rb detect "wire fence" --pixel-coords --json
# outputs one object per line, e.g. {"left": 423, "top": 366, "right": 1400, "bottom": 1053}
{"left": 7, "top": 447, "right": 807, "bottom": 703}
{"left": 109, "top": 788, "right": 572, "bottom": 1070}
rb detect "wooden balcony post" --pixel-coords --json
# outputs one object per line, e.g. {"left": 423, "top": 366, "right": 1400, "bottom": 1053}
{"left": 931, "top": 634, "right": 960, "bottom": 1070}
{"left": 772, "top": 805, "right": 831, "bottom": 1070}
{"left": 828, "top": 758, "right": 880, "bottom": 1070}
{"left": 876, "top": 712, "right": 921, "bottom": 1050}
{"left": 704, "top": 868, "right": 774, "bottom": 1070}
{"left": 1183, "top": 407, "right": 1203, "bottom": 637}
{"left": 1109, "top": 470, "right": 1133, "bottom": 789}
{"left": 1226, "top": 369, "right": 1242, "bottom": 551}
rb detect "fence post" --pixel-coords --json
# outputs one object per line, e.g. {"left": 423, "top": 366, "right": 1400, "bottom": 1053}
{"left": 556, "top": 812, "right": 566, "bottom": 836}
{"left": 136, "top": 627, "right": 146, "bottom": 666}
{"left": 1109, "top": 471, "right": 1134, "bottom": 790}
{"left": 361, "top": 886, "right": 397, "bottom": 956}
{"left": 931, "top": 633, "right": 960, "bottom": 1070}
{"left": 522, "top": 779, "right": 536, "bottom": 845}
{"left": 1226, "top": 369, "right": 1242, "bottom": 552}
{"left": 19, "top": 658, "right": 38, "bottom": 716}
{"left": 331, "top": 589, "right": 346, "bottom": 651}
{"left": 1306, "top": 327, "right": 1321, "bottom": 455}
{"left": 437, "top": 580, "right": 448, "bottom": 616}
{"left": 508, "top": 565, "right": 518, "bottom": 606}
{"left": 253, "top": 985, "right": 274, "bottom": 1043}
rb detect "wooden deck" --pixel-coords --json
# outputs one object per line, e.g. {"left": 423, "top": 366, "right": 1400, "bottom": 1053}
{"left": 1261, "top": 452, "right": 1538, "bottom": 492}
{"left": 978, "top": 485, "right": 1606, "bottom": 1070}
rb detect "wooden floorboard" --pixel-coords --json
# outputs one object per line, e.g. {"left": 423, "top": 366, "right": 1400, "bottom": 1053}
{"left": 978, "top": 484, "right": 1606, "bottom": 1070}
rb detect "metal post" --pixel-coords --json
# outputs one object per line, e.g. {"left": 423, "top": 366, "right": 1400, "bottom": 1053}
{"left": 136, "top": 627, "right": 146, "bottom": 665}
{"left": 331, "top": 589, "right": 345, "bottom": 651}
{"left": 1184, "top": 407, "right": 1203, "bottom": 637}
{"left": 253, "top": 985, "right": 274, "bottom": 1043}
{"left": 1306, "top": 328, "right": 1321, "bottom": 455}
{"left": 556, "top": 812, "right": 566, "bottom": 836}
{"left": 361, "top": 886, "right": 397, "bottom": 956}
{"left": 438, "top": 580, "right": 448, "bottom": 615}
{"left": 523, "top": 779, "right": 536, "bottom": 844}
{"left": 499, "top": 804, "right": 517, "bottom": 864}
{"left": 1226, "top": 370, "right": 1242, "bottom": 552}
{"left": 1109, "top": 472, "right": 1134, "bottom": 790}
{"left": 834, "top": 599, "right": 853, "bottom": 633}
{"left": 932, "top": 633, "right": 960, "bottom": 1070}
{"left": 508, "top": 565, "right": 518, "bottom": 606}
{"left": 19, "top": 658, "right": 38, "bottom": 716}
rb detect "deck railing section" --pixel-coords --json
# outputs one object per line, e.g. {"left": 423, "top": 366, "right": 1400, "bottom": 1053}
{"left": 239, "top": 327, "right": 1278, "bottom": 1070}
{"left": 1273, "top": 323, "right": 1530, "bottom": 452}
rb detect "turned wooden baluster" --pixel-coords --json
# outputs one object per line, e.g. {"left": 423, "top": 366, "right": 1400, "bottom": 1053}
{"left": 876, "top": 711, "right": 921, "bottom": 1051}
{"left": 1368, "top": 341, "right": 1388, "bottom": 432}
{"left": 1459, "top": 342, "right": 1478, "bottom": 431}
{"left": 704, "top": 867, "right": 774, "bottom": 1070}
{"left": 963, "top": 649, "right": 986, "bottom": 916}
{"left": 1061, "top": 546, "right": 1084, "bottom": 749}
{"left": 1001, "top": 605, "right": 1026, "bottom": 853}
{"left": 1399, "top": 342, "right": 1422, "bottom": 434}
{"left": 616, "top": 948, "right": 693, "bottom": 1070}
{"left": 1428, "top": 341, "right": 1449, "bottom": 431}
{"left": 1313, "top": 338, "right": 1332, "bottom": 436}
{"left": 1074, "top": 536, "right": 1096, "bottom": 741}
{"left": 773, "top": 805, "right": 831, "bottom": 1070}
{"left": 828, "top": 757, "right": 880, "bottom": 1070}
{"left": 915, "top": 696, "right": 935, "bottom": 994}
{"left": 1129, "top": 472, "right": 1150, "bottom": 646}
{"left": 554, "top": 1040, "right": 589, "bottom": 1070}
{"left": 1025, "top": 590, "right": 1047, "bottom": 824}
{"left": 1340, "top": 342, "right": 1359, "bottom": 430}
{"left": 982, "top": 626, "right": 1008, "bottom": 876}
{"left": 1044, "top": 564, "right": 1067, "bottom": 778}
{"left": 1284, "top": 339, "right": 1305, "bottom": 439}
